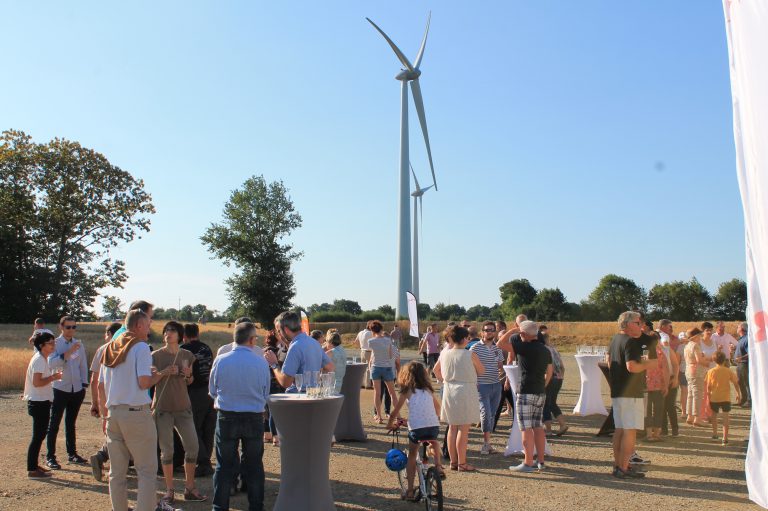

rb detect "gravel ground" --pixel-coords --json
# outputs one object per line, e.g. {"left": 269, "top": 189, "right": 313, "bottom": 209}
{"left": 0, "top": 353, "right": 755, "bottom": 511}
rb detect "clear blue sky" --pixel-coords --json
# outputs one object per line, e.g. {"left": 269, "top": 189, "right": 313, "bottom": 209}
{"left": 1, "top": 1, "right": 743, "bottom": 314}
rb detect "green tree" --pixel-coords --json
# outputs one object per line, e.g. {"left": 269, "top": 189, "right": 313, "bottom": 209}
{"left": 376, "top": 304, "right": 396, "bottom": 319}
{"left": 332, "top": 299, "right": 362, "bottom": 316}
{"left": 102, "top": 296, "right": 124, "bottom": 320}
{"left": 499, "top": 278, "right": 537, "bottom": 320}
{"left": 713, "top": 278, "right": 747, "bottom": 320}
{"left": 466, "top": 305, "right": 492, "bottom": 321}
{"left": 581, "top": 274, "right": 646, "bottom": 321}
{"left": 307, "top": 303, "right": 333, "bottom": 315}
{"left": 0, "top": 130, "right": 154, "bottom": 321}
{"left": 430, "top": 303, "right": 466, "bottom": 320}
{"left": 201, "top": 175, "right": 302, "bottom": 326}
{"left": 417, "top": 303, "right": 432, "bottom": 320}
{"left": 646, "top": 278, "right": 712, "bottom": 320}
{"left": 530, "top": 288, "right": 568, "bottom": 321}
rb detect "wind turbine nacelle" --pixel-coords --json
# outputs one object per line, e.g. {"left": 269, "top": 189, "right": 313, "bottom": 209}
{"left": 396, "top": 69, "right": 421, "bottom": 81}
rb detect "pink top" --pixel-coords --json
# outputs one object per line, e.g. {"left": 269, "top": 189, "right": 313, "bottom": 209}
{"left": 645, "top": 345, "right": 666, "bottom": 391}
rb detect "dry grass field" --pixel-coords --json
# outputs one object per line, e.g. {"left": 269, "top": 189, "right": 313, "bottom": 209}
{"left": 0, "top": 320, "right": 743, "bottom": 390}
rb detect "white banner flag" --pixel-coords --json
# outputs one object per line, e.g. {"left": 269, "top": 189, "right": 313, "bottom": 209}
{"left": 406, "top": 292, "right": 419, "bottom": 337}
{"left": 722, "top": 1, "right": 768, "bottom": 507}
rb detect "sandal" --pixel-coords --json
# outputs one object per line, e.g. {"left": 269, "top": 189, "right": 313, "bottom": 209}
{"left": 162, "top": 489, "right": 175, "bottom": 504}
{"left": 555, "top": 425, "right": 570, "bottom": 437}
{"left": 401, "top": 489, "right": 418, "bottom": 501}
{"left": 184, "top": 487, "right": 208, "bottom": 502}
{"left": 264, "top": 432, "right": 273, "bottom": 442}
{"left": 449, "top": 463, "right": 458, "bottom": 471}
{"left": 457, "top": 463, "right": 477, "bottom": 472}
{"left": 374, "top": 416, "right": 384, "bottom": 424}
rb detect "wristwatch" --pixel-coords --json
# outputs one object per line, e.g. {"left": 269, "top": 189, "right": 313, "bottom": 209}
{"left": 269, "top": 363, "right": 278, "bottom": 370}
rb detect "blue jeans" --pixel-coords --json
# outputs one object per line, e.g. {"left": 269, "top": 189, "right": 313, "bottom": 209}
{"left": 477, "top": 382, "right": 502, "bottom": 433}
{"left": 213, "top": 411, "right": 265, "bottom": 511}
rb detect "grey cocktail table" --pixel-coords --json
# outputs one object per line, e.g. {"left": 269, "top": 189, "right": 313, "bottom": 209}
{"left": 334, "top": 363, "right": 367, "bottom": 441}
{"left": 268, "top": 393, "right": 344, "bottom": 511}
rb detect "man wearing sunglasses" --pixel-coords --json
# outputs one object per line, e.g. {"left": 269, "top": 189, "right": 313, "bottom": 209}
{"left": 46, "top": 315, "right": 89, "bottom": 469}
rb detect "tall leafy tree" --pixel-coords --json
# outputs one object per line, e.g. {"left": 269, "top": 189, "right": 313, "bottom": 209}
{"left": 581, "top": 274, "right": 646, "bottom": 321}
{"left": 646, "top": 278, "right": 712, "bottom": 320}
{"left": 0, "top": 130, "right": 154, "bottom": 321}
{"left": 332, "top": 298, "right": 362, "bottom": 315}
{"left": 530, "top": 288, "right": 569, "bottom": 321}
{"left": 102, "top": 295, "right": 124, "bottom": 320}
{"left": 201, "top": 175, "right": 302, "bottom": 326}
{"left": 499, "top": 278, "right": 537, "bottom": 320}
{"left": 713, "top": 278, "right": 747, "bottom": 320}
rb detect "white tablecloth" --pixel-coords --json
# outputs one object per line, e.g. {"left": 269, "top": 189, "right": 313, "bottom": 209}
{"left": 572, "top": 354, "right": 608, "bottom": 416}
{"left": 503, "top": 364, "right": 552, "bottom": 456}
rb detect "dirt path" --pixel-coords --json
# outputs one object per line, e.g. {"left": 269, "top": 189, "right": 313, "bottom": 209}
{"left": 0, "top": 355, "right": 754, "bottom": 511}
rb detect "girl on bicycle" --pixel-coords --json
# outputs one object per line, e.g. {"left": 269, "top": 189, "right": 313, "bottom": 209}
{"left": 388, "top": 361, "right": 444, "bottom": 501}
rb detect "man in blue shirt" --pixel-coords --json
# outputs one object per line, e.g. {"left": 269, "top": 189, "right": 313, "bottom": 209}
{"left": 209, "top": 321, "right": 271, "bottom": 511}
{"left": 46, "top": 315, "right": 89, "bottom": 469}
{"left": 265, "top": 311, "right": 334, "bottom": 392}
{"left": 734, "top": 322, "right": 750, "bottom": 407}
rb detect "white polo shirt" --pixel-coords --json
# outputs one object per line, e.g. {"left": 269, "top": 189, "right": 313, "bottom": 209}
{"left": 99, "top": 342, "right": 153, "bottom": 408}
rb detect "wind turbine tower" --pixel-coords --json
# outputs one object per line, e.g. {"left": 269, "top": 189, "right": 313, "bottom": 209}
{"left": 411, "top": 163, "right": 433, "bottom": 301}
{"left": 367, "top": 13, "right": 438, "bottom": 319}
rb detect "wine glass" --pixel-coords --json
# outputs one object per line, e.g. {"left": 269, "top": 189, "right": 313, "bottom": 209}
{"left": 294, "top": 373, "right": 304, "bottom": 395}
{"left": 327, "top": 372, "right": 335, "bottom": 396}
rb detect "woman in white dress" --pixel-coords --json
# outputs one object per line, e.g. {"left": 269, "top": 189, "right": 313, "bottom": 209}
{"left": 434, "top": 325, "right": 484, "bottom": 472}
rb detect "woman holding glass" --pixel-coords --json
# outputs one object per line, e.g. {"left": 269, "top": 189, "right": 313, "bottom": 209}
{"left": 684, "top": 328, "right": 708, "bottom": 427}
{"left": 325, "top": 329, "right": 346, "bottom": 394}
{"left": 152, "top": 321, "right": 207, "bottom": 503}
{"left": 24, "top": 330, "right": 62, "bottom": 478}
{"left": 368, "top": 321, "right": 397, "bottom": 423}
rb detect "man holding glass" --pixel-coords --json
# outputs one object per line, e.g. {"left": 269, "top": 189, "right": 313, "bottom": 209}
{"left": 265, "top": 311, "right": 334, "bottom": 392}
{"left": 209, "top": 321, "right": 271, "bottom": 511}
{"left": 608, "top": 311, "right": 655, "bottom": 479}
{"left": 46, "top": 315, "right": 89, "bottom": 469}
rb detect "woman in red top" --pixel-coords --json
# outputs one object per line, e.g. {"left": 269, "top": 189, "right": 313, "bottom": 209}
{"left": 645, "top": 341, "right": 670, "bottom": 441}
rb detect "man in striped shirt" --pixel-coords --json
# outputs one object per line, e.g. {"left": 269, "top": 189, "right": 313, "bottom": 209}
{"left": 470, "top": 321, "right": 505, "bottom": 454}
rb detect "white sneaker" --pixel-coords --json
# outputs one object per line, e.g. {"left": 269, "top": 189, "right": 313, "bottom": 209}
{"left": 480, "top": 443, "right": 490, "bottom": 455}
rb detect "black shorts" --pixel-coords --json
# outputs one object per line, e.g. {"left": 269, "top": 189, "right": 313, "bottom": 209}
{"left": 408, "top": 426, "right": 439, "bottom": 444}
{"left": 709, "top": 401, "right": 731, "bottom": 413}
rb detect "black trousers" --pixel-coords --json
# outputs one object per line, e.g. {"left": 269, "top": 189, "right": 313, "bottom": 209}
{"left": 189, "top": 386, "right": 217, "bottom": 467}
{"left": 47, "top": 388, "right": 85, "bottom": 459}
{"left": 493, "top": 381, "right": 514, "bottom": 432}
{"left": 737, "top": 363, "right": 751, "bottom": 404}
{"left": 380, "top": 382, "right": 392, "bottom": 414}
{"left": 28, "top": 400, "right": 51, "bottom": 471}
{"left": 661, "top": 386, "right": 679, "bottom": 435}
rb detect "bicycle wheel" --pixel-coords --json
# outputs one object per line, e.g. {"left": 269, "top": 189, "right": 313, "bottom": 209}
{"left": 424, "top": 467, "right": 443, "bottom": 511}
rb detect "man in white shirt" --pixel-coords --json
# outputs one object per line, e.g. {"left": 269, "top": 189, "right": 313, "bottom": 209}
{"left": 711, "top": 321, "right": 737, "bottom": 362}
{"left": 98, "top": 310, "right": 177, "bottom": 511}
{"left": 355, "top": 322, "right": 374, "bottom": 389}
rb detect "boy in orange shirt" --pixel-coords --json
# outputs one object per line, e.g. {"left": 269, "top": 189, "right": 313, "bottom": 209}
{"left": 705, "top": 351, "right": 741, "bottom": 445}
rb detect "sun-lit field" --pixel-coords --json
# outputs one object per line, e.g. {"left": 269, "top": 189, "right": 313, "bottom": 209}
{"left": 0, "top": 320, "right": 743, "bottom": 390}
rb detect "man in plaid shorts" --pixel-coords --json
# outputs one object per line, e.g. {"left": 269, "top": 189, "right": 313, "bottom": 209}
{"left": 498, "top": 320, "right": 553, "bottom": 473}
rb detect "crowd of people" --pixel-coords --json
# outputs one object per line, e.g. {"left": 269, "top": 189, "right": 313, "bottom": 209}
{"left": 21, "top": 303, "right": 751, "bottom": 509}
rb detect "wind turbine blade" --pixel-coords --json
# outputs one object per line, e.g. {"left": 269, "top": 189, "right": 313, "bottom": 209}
{"left": 410, "top": 78, "right": 438, "bottom": 191}
{"left": 366, "top": 18, "right": 414, "bottom": 72}
{"left": 413, "top": 12, "right": 431, "bottom": 70}
{"left": 422, "top": 184, "right": 434, "bottom": 193}
{"left": 409, "top": 161, "right": 421, "bottom": 191}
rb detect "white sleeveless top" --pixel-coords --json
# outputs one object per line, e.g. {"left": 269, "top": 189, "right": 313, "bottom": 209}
{"left": 407, "top": 388, "right": 439, "bottom": 430}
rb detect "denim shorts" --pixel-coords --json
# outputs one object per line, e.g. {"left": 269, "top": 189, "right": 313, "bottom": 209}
{"left": 408, "top": 426, "right": 440, "bottom": 444}
{"left": 678, "top": 372, "right": 688, "bottom": 386}
{"left": 371, "top": 366, "right": 395, "bottom": 381}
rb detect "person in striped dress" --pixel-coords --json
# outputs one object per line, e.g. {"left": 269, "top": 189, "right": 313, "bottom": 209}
{"left": 470, "top": 321, "right": 505, "bottom": 454}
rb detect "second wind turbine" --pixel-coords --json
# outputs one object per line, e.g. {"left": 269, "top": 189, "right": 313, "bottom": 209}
{"left": 367, "top": 13, "right": 438, "bottom": 319}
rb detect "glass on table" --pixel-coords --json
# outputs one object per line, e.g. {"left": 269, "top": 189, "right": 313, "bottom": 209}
{"left": 294, "top": 373, "right": 304, "bottom": 395}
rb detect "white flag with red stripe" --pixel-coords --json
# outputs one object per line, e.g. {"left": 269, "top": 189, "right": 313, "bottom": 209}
{"left": 722, "top": 1, "right": 768, "bottom": 507}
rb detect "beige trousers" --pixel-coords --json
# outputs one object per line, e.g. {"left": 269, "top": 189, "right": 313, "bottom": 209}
{"left": 107, "top": 405, "right": 158, "bottom": 511}
{"left": 154, "top": 408, "right": 199, "bottom": 465}
{"left": 361, "top": 350, "right": 373, "bottom": 388}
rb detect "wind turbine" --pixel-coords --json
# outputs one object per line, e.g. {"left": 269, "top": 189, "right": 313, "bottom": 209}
{"left": 410, "top": 163, "right": 433, "bottom": 301}
{"left": 367, "top": 13, "right": 438, "bottom": 319}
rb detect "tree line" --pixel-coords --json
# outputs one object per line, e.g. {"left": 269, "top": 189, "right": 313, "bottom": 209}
{"left": 299, "top": 275, "right": 747, "bottom": 323}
